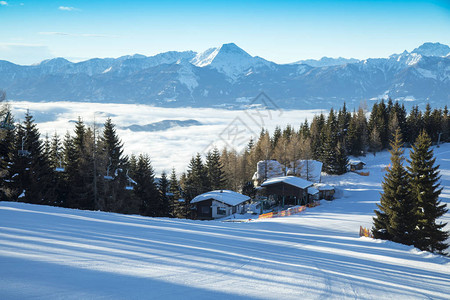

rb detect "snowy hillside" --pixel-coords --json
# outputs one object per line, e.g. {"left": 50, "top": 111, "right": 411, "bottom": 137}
{"left": 0, "top": 42, "right": 448, "bottom": 109}
{"left": 1, "top": 144, "right": 449, "bottom": 299}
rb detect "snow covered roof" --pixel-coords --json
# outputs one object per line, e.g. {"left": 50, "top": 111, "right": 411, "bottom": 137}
{"left": 191, "top": 190, "right": 250, "bottom": 206}
{"left": 261, "top": 176, "right": 314, "bottom": 189}
{"left": 315, "top": 183, "right": 334, "bottom": 191}
{"left": 307, "top": 187, "right": 319, "bottom": 195}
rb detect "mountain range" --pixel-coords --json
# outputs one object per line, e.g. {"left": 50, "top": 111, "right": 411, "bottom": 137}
{"left": 0, "top": 42, "right": 449, "bottom": 109}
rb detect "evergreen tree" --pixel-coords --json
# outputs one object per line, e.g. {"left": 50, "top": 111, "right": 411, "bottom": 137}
{"left": 8, "top": 112, "right": 53, "bottom": 204}
{"left": 373, "top": 129, "right": 417, "bottom": 245}
{"left": 310, "top": 114, "right": 326, "bottom": 160}
{"left": 169, "top": 168, "right": 184, "bottom": 218}
{"left": 158, "top": 171, "right": 170, "bottom": 217}
{"left": 206, "top": 147, "right": 226, "bottom": 190}
{"left": 271, "top": 126, "right": 282, "bottom": 148}
{"left": 322, "top": 109, "right": 338, "bottom": 174}
{"left": 406, "top": 105, "right": 422, "bottom": 145}
{"left": 0, "top": 105, "right": 15, "bottom": 201}
{"left": 407, "top": 131, "right": 449, "bottom": 253}
{"left": 337, "top": 102, "right": 351, "bottom": 140}
{"left": 100, "top": 118, "right": 128, "bottom": 212}
{"left": 47, "top": 132, "right": 65, "bottom": 206}
{"left": 69, "top": 118, "right": 96, "bottom": 210}
{"left": 184, "top": 153, "right": 209, "bottom": 217}
{"left": 334, "top": 141, "right": 349, "bottom": 175}
{"left": 442, "top": 106, "right": 449, "bottom": 143}
{"left": 134, "top": 154, "right": 158, "bottom": 216}
{"left": 347, "top": 107, "right": 368, "bottom": 156}
{"left": 368, "top": 100, "right": 388, "bottom": 149}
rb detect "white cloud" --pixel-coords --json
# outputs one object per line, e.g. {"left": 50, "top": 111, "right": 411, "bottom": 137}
{"left": 9, "top": 101, "right": 320, "bottom": 175}
{"left": 0, "top": 1, "right": 8, "bottom": 6}
{"left": 39, "top": 32, "right": 119, "bottom": 38}
{"left": 58, "top": 6, "right": 78, "bottom": 11}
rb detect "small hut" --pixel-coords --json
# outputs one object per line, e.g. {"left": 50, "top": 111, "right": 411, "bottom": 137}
{"left": 348, "top": 160, "right": 366, "bottom": 171}
{"left": 315, "top": 184, "right": 335, "bottom": 200}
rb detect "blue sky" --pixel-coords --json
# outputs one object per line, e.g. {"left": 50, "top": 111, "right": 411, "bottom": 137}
{"left": 0, "top": 0, "right": 449, "bottom": 65}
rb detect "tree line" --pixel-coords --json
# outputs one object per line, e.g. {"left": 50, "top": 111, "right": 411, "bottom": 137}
{"left": 1, "top": 99, "right": 449, "bottom": 221}
{"left": 182, "top": 100, "right": 450, "bottom": 197}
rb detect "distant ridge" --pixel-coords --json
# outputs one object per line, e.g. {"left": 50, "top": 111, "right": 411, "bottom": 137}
{"left": 0, "top": 42, "right": 448, "bottom": 109}
{"left": 123, "top": 119, "right": 202, "bottom": 132}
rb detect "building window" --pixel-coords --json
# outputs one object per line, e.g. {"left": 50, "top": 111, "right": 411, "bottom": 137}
{"left": 201, "top": 206, "right": 210, "bottom": 214}
{"left": 217, "top": 207, "right": 226, "bottom": 215}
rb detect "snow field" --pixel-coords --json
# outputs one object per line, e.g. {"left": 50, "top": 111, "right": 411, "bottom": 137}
{"left": 0, "top": 144, "right": 449, "bottom": 299}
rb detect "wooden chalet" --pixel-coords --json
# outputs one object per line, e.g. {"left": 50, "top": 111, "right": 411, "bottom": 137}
{"left": 191, "top": 190, "right": 251, "bottom": 220}
{"left": 260, "top": 176, "right": 314, "bottom": 207}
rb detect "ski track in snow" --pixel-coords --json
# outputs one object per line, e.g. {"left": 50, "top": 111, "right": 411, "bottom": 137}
{"left": 1, "top": 144, "right": 450, "bottom": 299}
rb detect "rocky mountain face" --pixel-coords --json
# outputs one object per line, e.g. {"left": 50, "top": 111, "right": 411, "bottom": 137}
{"left": 0, "top": 42, "right": 448, "bottom": 109}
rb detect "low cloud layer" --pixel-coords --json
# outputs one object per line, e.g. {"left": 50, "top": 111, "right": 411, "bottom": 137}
{"left": 9, "top": 101, "right": 320, "bottom": 175}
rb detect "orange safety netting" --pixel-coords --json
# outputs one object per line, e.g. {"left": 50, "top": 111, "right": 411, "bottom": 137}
{"left": 258, "top": 201, "right": 320, "bottom": 219}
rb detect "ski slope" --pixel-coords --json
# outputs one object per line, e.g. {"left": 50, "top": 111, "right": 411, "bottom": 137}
{"left": 1, "top": 144, "right": 450, "bottom": 299}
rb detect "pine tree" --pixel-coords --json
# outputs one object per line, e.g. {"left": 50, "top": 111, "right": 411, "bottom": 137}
{"left": 406, "top": 105, "right": 423, "bottom": 145}
{"left": 169, "top": 168, "right": 183, "bottom": 218}
{"left": 8, "top": 112, "right": 53, "bottom": 204}
{"left": 407, "top": 131, "right": 449, "bottom": 253}
{"left": 0, "top": 105, "right": 15, "bottom": 201}
{"left": 100, "top": 118, "right": 128, "bottom": 212}
{"left": 62, "top": 132, "right": 77, "bottom": 207}
{"left": 47, "top": 133, "right": 67, "bottom": 206}
{"left": 159, "top": 171, "right": 170, "bottom": 217}
{"left": 373, "top": 129, "right": 417, "bottom": 245}
{"left": 322, "top": 109, "right": 338, "bottom": 174}
{"left": 337, "top": 102, "right": 351, "bottom": 140}
{"left": 184, "top": 153, "right": 209, "bottom": 217}
{"left": 134, "top": 154, "right": 158, "bottom": 216}
{"left": 442, "top": 106, "right": 449, "bottom": 143}
{"left": 310, "top": 114, "right": 326, "bottom": 160}
{"left": 334, "top": 141, "right": 349, "bottom": 175}
{"left": 206, "top": 147, "right": 226, "bottom": 190}
{"left": 69, "top": 118, "right": 96, "bottom": 210}
{"left": 271, "top": 126, "right": 282, "bottom": 148}
{"left": 347, "top": 107, "right": 368, "bottom": 156}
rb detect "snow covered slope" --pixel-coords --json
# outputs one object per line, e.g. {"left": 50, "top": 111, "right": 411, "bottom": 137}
{"left": 1, "top": 144, "right": 449, "bottom": 299}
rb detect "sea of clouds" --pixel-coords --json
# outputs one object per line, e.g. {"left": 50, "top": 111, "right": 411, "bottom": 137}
{"left": 9, "top": 101, "right": 321, "bottom": 175}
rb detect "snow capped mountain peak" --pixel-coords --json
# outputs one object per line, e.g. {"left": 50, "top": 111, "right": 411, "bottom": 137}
{"left": 412, "top": 42, "right": 450, "bottom": 57}
{"left": 191, "top": 43, "right": 269, "bottom": 81}
{"left": 218, "top": 43, "right": 251, "bottom": 56}
{"left": 191, "top": 43, "right": 251, "bottom": 67}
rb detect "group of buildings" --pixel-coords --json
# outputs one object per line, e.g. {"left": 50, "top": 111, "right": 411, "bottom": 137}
{"left": 191, "top": 159, "right": 361, "bottom": 220}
